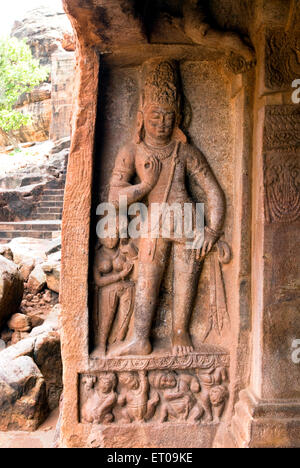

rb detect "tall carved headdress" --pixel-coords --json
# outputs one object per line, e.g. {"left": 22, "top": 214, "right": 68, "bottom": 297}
{"left": 136, "top": 58, "right": 187, "bottom": 144}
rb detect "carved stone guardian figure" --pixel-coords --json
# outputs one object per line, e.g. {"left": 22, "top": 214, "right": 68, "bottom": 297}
{"left": 107, "top": 58, "right": 226, "bottom": 357}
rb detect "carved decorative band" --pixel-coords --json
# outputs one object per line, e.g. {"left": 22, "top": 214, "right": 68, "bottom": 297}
{"left": 263, "top": 105, "right": 300, "bottom": 153}
{"left": 89, "top": 353, "right": 230, "bottom": 372}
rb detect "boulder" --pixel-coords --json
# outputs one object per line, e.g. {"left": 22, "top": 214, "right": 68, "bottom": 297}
{"left": 45, "top": 236, "right": 61, "bottom": 256}
{"left": 11, "top": 7, "right": 73, "bottom": 66}
{"left": 34, "top": 331, "right": 62, "bottom": 410}
{"left": 0, "top": 256, "right": 24, "bottom": 330}
{"left": 8, "top": 237, "right": 51, "bottom": 267}
{"left": 19, "top": 258, "right": 35, "bottom": 282}
{"left": 0, "top": 356, "right": 48, "bottom": 431}
{"left": 0, "top": 245, "right": 13, "bottom": 261}
{"left": 8, "top": 313, "right": 32, "bottom": 332}
{"left": 11, "top": 331, "right": 30, "bottom": 346}
{"left": 27, "top": 264, "right": 47, "bottom": 295}
{"left": 0, "top": 306, "right": 62, "bottom": 428}
{"left": 42, "top": 251, "right": 61, "bottom": 293}
{"left": 50, "top": 137, "right": 71, "bottom": 155}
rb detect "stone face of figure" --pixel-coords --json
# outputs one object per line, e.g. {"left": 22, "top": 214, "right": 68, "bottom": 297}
{"left": 108, "top": 58, "right": 226, "bottom": 357}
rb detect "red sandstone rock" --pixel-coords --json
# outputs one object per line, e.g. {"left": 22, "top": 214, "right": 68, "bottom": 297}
{"left": 8, "top": 313, "right": 32, "bottom": 332}
{"left": 0, "top": 256, "right": 24, "bottom": 330}
{"left": 59, "top": 0, "right": 300, "bottom": 450}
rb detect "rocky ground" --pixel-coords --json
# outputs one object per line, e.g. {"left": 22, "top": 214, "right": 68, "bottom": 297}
{"left": 0, "top": 6, "right": 73, "bottom": 446}
{"left": 0, "top": 409, "right": 58, "bottom": 448}
{"left": 0, "top": 237, "right": 62, "bottom": 434}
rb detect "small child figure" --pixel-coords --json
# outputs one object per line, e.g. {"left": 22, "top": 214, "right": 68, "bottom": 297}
{"left": 94, "top": 372, "right": 118, "bottom": 424}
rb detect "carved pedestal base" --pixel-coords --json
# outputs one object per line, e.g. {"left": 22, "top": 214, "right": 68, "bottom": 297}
{"left": 87, "top": 422, "right": 220, "bottom": 449}
{"left": 79, "top": 351, "right": 230, "bottom": 448}
{"left": 231, "top": 390, "right": 300, "bottom": 448}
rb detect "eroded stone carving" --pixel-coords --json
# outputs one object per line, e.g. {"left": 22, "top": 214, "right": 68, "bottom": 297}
{"left": 265, "top": 30, "right": 300, "bottom": 90}
{"left": 81, "top": 373, "right": 117, "bottom": 424}
{"left": 182, "top": 0, "right": 255, "bottom": 70}
{"left": 264, "top": 152, "right": 300, "bottom": 224}
{"left": 264, "top": 105, "right": 300, "bottom": 153}
{"left": 80, "top": 358, "right": 229, "bottom": 425}
{"left": 93, "top": 238, "right": 138, "bottom": 354}
{"left": 101, "top": 58, "right": 227, "bottom": 358}
{"left": 87, "top": 57, "right": 231, "bottom": 430}
{"left": 263, "top": 105, "right": 300, "bottom": 224}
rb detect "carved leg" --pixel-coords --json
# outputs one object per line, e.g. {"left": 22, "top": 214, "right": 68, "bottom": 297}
{"left": 200, "top": 390, "right": 214, "bottom": 423}
{"left": 109, "top": 238, "right": 170, "bottom": 356}
{"left": 188, "top": 404, "right": 204, "bottom": 423}
{"left": 96, "top": 287, "right": 118, "bottom": 355}
{"left": 172, "top": 244, "right": 203, "bottom": 354}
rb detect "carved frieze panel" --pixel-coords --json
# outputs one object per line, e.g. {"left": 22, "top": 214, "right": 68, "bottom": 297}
{"left": 264, "top": 152, "right": 300, "bottom": 224}
{"left": 265, "top": 29, "right": 300, "bottom": 91}
{"left": 263, "top": 106, "right": 300, "bottom": 224}
{"left": 263, "top": 105, "right": 300, "bottom": 153}
{"left": 79, "top": 353, "right": 230, "bottom": 425}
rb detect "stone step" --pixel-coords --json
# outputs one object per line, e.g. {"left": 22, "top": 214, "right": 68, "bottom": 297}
{"left": 44, "top": 190, "right": 65, "bottom": 196}
{"left": 0, "top": 231, "right": 56, "bottom": 241}
{"left": 34, "top": 208, "right": 63, "bottom": 214}
{"left": 0, "top": 222, "right": 61, "bottom": 232}
{"left": 39, "top": 195, "right": 64, "bottom": 202}
{"left": 38, "top": 202, "right": 64, "bottom": 208}
{"left": 32, "top": 214, "right": 62, "bottom": 220}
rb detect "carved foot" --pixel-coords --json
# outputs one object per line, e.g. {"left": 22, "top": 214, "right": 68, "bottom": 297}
{"left": 108, "top": 338, "right": 152, "bottom": 357}
{"left": 172, "top": 330, "right": 194, "bottom": 355}
{"left": 90, "top": 346, "right": 106, "bottom": 358}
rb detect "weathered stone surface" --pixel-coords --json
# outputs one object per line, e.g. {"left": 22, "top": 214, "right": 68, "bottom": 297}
{"left": 0, "top": 184, "right": 44, "bottom": 222}
{"left": 11, "top": 7, "right": 73, "bottom": 66}
{"left": 0, "top": 356, "right": 48, "bottom": 431}
{"left": 0, "top": 245, "right": 13, "bottom": 261}
{"left": 27, "top": 265, "right": 47, "bottom": 295}
{"left": 8, "top": 314, "right": 32, "bottom": 333}
{"left": 0, "top": 305, "right": 62, "bottom": 429}
{"left": 0, "top": 256, "right": 24, "bottom": 330}
{"left": 50, "top": 52, "right": 75, "bottom": 142}
{"left": 42, "top": 251, "right": 61, "bottom": 294}
{"left": 60, "top": 0, "right": 300, "bottom": 450}
{"left": 8, "top": 238, "right": 51, "bottom": 266}
{"left": 45, "top": 236, "right": 61, "bottom": 256}
{"left": 34, "top": 331, "right": 62, "bottom": 411}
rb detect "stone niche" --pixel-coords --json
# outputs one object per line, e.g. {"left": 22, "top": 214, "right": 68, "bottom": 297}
{"left": 60, "top": 0, "right": 300, "bottom": 448}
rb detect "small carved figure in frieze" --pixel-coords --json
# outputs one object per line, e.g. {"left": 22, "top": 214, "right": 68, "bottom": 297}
{"left": 94, "top": 372, "right": 118, "bottom": 424}
{"left": 81, "top": 373, "right": 118, "bottom": 425}
{"left": 197, "top": 366, "right": 228, "bottom": 422}
{"left": 93, "top": 236, "right": 138, "bottom": 355}
{"left": 209, "top": 385, "right": 229, "bottom": 423}
{"left": 150, "top": 371, "right": 204, "bottom": 423}
{"left": 81, "top": 375, "right": 98, "bottom": 424}
{"left": 108, "top": 58, "right": 226, "bottom": 357}
{"left": 118, "top": 370, "right": 159, "bottom": 423}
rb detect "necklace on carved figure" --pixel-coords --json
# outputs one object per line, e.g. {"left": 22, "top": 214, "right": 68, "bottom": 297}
{"left": 142, "top": 141, "right": 176, "bottom": 161}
